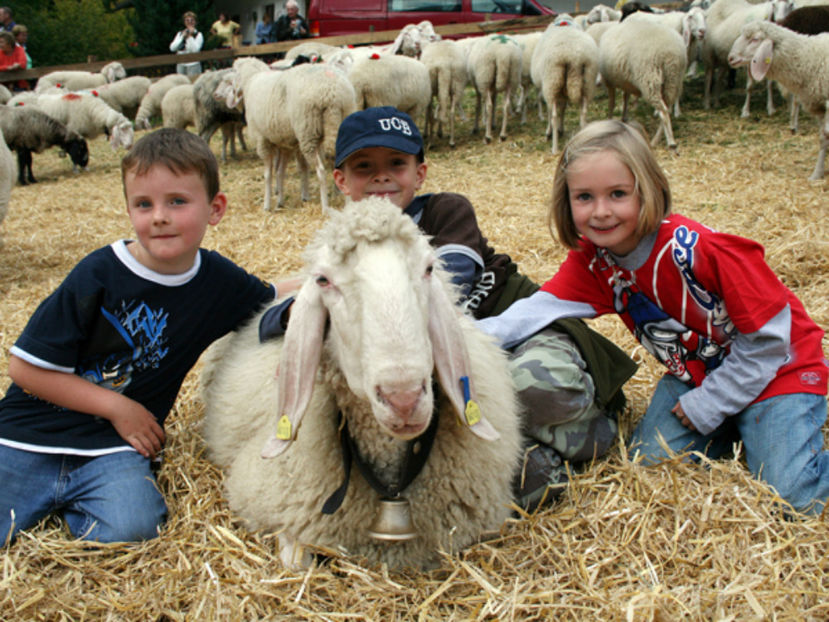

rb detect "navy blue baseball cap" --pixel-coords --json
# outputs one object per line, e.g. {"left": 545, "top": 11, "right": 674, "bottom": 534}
{"left": 335, "top": 106, "right": 424, "bottom": 167}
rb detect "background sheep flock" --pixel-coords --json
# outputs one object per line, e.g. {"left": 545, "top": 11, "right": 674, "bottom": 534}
{"left": 0, "top": 5, "right": 828, "bottom": 619}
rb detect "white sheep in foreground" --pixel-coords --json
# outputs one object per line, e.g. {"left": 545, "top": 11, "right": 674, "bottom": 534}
{"left": 344, "top": 52, "right": 431, "bottom": 129}
{"left": 220, "top": 57, "right": 357, "bottom": 212}
{"left": 702, "top": 0, "right": 793, "bottom": 114}
{"left": 161, "top": 84, "right": 195, "bottom": 130}
{"left": 531, "top": 18, "right": 599, "bottom": 153}
{"left": 135, "top": 73, "right": 192, "bottom": 129}
{"left": 728, "top": 21, "right": 829, "bottom": 179}
{"left": 0, "top": 126, "right": 15, "bottom": 241}
{"left": 13, "top": 92, "right": 133, "bottom": 151}
{"left": 200, "top": 197, "right": 521, "bottom": 570}
{"left": 91, "top": 75, "right": 152, "bottom": 121}
{"left": 35, "top": 61, "right": 127, "bottom": 93}
{"left": 420, "top": 39, "right": 468, "bottom": 147}
{"left": 599, "top": 20, "right": 687, "bottom": 150}
{"left": 467, "top": 33, "right": 523, "bottom": 143}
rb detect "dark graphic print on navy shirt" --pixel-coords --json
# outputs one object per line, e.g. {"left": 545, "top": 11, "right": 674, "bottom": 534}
{"left": 0, "top": 241, "right": 274, "bottom": 454}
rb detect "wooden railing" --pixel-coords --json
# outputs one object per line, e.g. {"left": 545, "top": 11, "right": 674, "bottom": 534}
{"left": 4, "top": 14, "right": 556, "bottom": 82}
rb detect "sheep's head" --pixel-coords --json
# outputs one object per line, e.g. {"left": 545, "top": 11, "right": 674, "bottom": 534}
{"left": 728, "top": 22, "right": 774, "bottom": 81}
{"left": 110, "top": 120, "right": 134, "bottom": 151}
{"left": 214, "top": 71, "right": 242, "bottom": 110}
{"left": 262, "top": 197, "right": 498, "bottom": 458}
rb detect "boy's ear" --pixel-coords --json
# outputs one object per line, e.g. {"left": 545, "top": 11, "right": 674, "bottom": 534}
{"left": 415, "top": 161, "right": 427, "bottom": 191}
{"left": 332, "top": 168, "right": 350, "bottom": 196}
{"left": 208, "top": 191, "right": 228, "bottom": 225}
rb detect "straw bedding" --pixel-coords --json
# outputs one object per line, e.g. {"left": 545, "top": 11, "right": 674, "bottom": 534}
{"left": 0, "top": 76, "right": 827, "bottom": 620}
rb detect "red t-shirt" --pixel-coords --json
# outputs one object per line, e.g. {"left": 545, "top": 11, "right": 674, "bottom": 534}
{"left": 541, "top": 214, "right": 827, "bottom": 401}
{"left": 0, "top": 43, "right": 28, "bottom": 89}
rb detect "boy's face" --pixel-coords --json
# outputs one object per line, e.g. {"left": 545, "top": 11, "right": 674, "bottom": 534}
{"left": 333, "top": 147, "right": 427, "bottom": 209}
{"left": 124, "top": 164, "right": 226, "bottom": 274}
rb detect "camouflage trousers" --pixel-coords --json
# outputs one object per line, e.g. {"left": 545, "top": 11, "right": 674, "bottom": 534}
{"left": 509, "top": 326, "right": 618, "bottom": 511}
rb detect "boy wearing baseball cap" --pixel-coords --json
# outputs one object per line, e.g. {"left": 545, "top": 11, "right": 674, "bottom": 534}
{"left": 264, "top": 107, "right": 636, "bottom": 512}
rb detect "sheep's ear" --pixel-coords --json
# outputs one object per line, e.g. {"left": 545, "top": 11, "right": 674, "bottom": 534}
{"left": 681, "top": 18, "right": 691, "bottom": 48}
{"left": 750, "top": 38, "right": 774, "bottom": 82}
{"left": 427, "top": 275, "right": 500, "bottom": 441}
{"left": 261, "top": 280, "right": 327, "bottom": 458}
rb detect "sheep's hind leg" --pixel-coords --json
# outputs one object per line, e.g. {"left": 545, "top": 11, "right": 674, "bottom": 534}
{"left": 499, "top": 87, "right": 511, "bottom": 141}
{"left": 295, "top": 152, "right": 310, "bottom": 204}
{"left": 808, "top": 115, "right": 828, "bottom": 181}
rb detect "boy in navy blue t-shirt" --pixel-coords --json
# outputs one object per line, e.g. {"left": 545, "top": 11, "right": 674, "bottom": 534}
{"left": 0, "top": 129, "right": 286, "bottom": 544}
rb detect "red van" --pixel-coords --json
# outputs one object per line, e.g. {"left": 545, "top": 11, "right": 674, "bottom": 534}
{"left": 306, "top": 0, "right": 554, "bottom": 38}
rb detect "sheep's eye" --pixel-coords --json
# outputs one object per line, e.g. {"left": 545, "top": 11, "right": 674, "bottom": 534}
{"left": 316, "top": 275, "right": 330, "bottom": 286}
{"left": 424, "top": 265, "right": 434, "bottom": 277}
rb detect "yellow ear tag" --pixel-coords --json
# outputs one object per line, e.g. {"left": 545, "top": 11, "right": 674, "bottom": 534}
{"left": 276, "top": 415, "right": 292, "bottom": 440}
{"left": 765, "top": 57, "right": 771, "bottom": 65}
{"left": 465, "top": 400, "right": 482, "bottom": 426}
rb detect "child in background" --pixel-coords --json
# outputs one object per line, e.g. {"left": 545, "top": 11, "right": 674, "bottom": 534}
{"left": 0, "top": 129, "right": 286, "bottom": 544}
{"left": 261, "top": 107, "right": 637, "bottom": 512}
{"left": 479, "top": 119, "right": 829, "bottom": 515}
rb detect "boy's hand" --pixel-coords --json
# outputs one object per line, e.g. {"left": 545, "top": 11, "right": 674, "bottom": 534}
{"left": 672, "top": 401, "right": 697, "bottom": 433}
{"left": 110, "top": 403, "right": 166, "bottom": 459}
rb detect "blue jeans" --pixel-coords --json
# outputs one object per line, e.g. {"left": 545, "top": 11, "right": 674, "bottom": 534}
{"left": 630, "top": 374, "right": 829, "bottom": 515}
{"left": 0, "top": 446, "right": 167, "bottom": 544}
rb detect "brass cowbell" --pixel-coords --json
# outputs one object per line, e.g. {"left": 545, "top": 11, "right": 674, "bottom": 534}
{"left": 367, "top": 497, "right": 417, "bottom": 542}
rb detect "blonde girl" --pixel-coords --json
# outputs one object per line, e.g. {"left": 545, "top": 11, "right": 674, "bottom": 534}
{"left": 479, "top": 119, "right": 829, "bottom": 515}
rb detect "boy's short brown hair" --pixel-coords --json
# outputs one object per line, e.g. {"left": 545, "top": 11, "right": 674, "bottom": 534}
{"left": 121, "top": 128, "right": 220, "bottom": 200}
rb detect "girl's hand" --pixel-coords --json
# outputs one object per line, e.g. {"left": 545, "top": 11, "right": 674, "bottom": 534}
{"left": 672, "top": 401, "right": 697, "bottom": 432}
{"left": 110, "top": 403, "right": 166, "bottom": 459}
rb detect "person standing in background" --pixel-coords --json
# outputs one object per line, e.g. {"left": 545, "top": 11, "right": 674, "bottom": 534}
{"left": 210, "top": 12, "right": 240, "bottom": 48}
{"left": 275, "top": 1, "right": 309, "bottom": 41}
{"left": 255, "top": 11, "right": 276, "bottom": 45}
{"left": 11, "top": 25, "right": 30, "bottom": 69}
{"left": 0, "top": 8, "right": 15, "bottom": 33}
{"left": 169, "top": 11, "right": 203, "bottom": 76}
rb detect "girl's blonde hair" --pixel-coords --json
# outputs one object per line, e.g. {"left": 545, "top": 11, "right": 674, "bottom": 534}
{"left": 549, "top": 119, "right": 672, "bottom": 250}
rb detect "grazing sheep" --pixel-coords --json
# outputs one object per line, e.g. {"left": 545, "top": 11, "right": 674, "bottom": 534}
{"left": 587, "top": 4, "right": 622, "bottom": 23}
{"left": 14, "top": 92, "right": 133, "bottom": 151}
{"left": 0, "top": 126, "right": 15, "bottom": 239}
{"left": 531, "top": 18, "right": 599, "bottom": 153}
{"left": 219, "top": 57, "right": 357, "bottom": 212}
{"left": 728, "top": 21, "right": 829, "bottom": 179}
{"left": 511, "top": 31, "right": 544, "bottom": 124}
{"left": 599, "top": 20, "right": 687, "bottom": 149}
{"left": 161, "top": 83, "right": 196, "bottom": 130}
{"left": 702, "top": 0, "right": 793, "bottom": 114}
{"left": 0, "top": 105, "right": 88, "bottom": 185}
{"left": 420, "top": 39, "right": 469, "bottom": 147}
{"left": 35, "top": 61, "right": 127, "bottom": 93}
{"left": 90, "top": 75, "right": 152, "bottom": 121}
{"left": 201, "top": 197, "right": 521, "bottom": 570}
{"left": 135, "top": 73, "right": 191, "bottom": 130}
{"left": 193, "top": 69, "right": 248, "bottom": 163}
{"left": 345, "top": 53, "right": 432, "bottom": 129}
{"left": 779, "top": 5, "right": 829, "bottom": 132}
{"left": 467, "top": 33, "right": 523, "bottom": 143}
{"left": 626, "top": 7, "right": 707, "bottom": 114}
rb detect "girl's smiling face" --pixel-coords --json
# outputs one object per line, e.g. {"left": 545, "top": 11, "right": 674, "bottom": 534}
{"left": 567, "top": 149, "right": 642, "bottom": 256}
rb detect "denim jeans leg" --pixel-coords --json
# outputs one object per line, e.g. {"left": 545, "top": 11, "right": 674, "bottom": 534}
{"left": 736, "top": 393, "right": 829, "bottom": 515}
{"left": 0, "top": 445, "right": 62, "bottom": 543}
{"left": 61, "top": 451, "right": 167, "bottom": 542}
{"left": 629, "top": 374, "right": 736, "bottom": 463}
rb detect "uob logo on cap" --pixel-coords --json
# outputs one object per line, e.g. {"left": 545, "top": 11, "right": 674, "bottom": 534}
{"left": 335, "top": 106, "right": 424, "bottom": 167}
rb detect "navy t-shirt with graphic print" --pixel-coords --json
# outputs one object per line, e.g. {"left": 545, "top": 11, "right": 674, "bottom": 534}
{"left": 0, "top": 241, "right": 274, "bottom": 454}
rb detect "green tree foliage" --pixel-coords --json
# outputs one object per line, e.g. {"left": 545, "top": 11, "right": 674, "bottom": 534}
{"left": 14, "top": 0, "right": 134, "bottom": 67}
{"left": 125, "top": 0, "right": 219, "bottom": 57}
